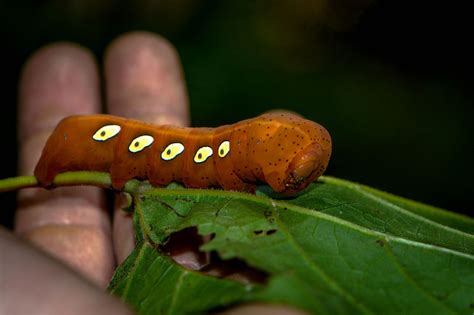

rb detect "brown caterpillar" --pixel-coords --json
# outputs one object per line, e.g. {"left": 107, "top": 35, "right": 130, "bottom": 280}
{"left": 34, "top": 112, "right": 332, "bottom": 195}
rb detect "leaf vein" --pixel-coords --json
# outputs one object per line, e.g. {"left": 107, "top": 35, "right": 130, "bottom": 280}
{"left": 168, "top": 270, "right": 188, "bottom": 315}
{"left": 383, "top": 241, "right": 459, "bottom": 314}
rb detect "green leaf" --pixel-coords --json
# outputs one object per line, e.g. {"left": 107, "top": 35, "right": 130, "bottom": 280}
{"left": 108, "top": 176, "right": 474, "bottom": 315}
{"left": 108, "top": 240, "right": 254, "bottom": 314}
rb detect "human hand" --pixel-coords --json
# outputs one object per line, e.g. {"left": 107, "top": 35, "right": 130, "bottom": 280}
{"left": 2, "top": 31, "right": 188, "bottom": 314}
{"left": 2, "top": 31, "right": 307, "bottom": 315}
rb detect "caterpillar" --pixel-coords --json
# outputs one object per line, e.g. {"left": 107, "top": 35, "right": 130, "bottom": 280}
{"left": 34, "top": 112, "right": 332, "bottom": 195}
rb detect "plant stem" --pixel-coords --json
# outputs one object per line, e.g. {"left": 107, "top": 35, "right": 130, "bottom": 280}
{"left": 0, "top": 171, "right": 113, "bottom": 193}
{"left": 0, "top": 176, "right": 38, "bottom": 192}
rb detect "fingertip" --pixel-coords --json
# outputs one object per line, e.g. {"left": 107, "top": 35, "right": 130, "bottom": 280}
{"left": 105, "top": 31, "right": 179, "bottom": 64}
{"left": 18, "top": 42, "right": 100, "bottom": 140}
{"left": 18, "top": 42, "right": 101, "bottom": 175}
{"left": 104, "top": 31, "right": 189, "bottom": 127}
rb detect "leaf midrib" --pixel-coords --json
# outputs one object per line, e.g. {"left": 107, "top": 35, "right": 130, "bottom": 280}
{"left": 338, "top": 180, "right": 473, "bottom": 241}
{"left": 321, "top": 176, "right": 474, "bottom": 230}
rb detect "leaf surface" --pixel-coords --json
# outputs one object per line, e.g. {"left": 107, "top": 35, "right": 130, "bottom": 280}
{"left": 109, "top": 177, "right": 474, "bottom": 315}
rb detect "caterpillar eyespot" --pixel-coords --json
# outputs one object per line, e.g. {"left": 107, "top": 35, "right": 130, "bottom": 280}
{"left": 161, "top": 142, "right": 185, "bottom": 161}
{"left": 128, "top": 135, "right": 154, "bottom": 153}
{"left": 218, "top": 140, "right": 230, "bottom": 158}
{"left": 34, "top": 112, "right": 332, "bottom": 195}
{"left": 194, "top": 146, "right": 213, "bottom": 163}
{"left": 92, "top": 124, "right": 121, "bottom": 142}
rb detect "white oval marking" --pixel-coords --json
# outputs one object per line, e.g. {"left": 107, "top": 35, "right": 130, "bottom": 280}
{"left": 128, "top": 135, "right": 154, "bottom": 153}
{"left": 218, "top": 140, "right": 230, "bottom": 158}
{"left": 92, "top": 125, "right": 121, "bottom": 142}
{"left": 194, "top": 146, "right": 213, "bottom": 163}
{"left": 161, "top": 142, "right": 185, "bottom": 161}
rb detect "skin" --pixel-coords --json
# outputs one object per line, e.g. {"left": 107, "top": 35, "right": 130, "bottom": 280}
{"left": 1, "top": 31, "right": 308, "bottom": 315}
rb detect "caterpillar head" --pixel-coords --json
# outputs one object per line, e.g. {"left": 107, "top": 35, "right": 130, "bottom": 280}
{"left": 254, "top": 114, "right": 332, "bottom": 195}
{"left": 283, "top": 142, "right": 326, "bottom": 194}
{"left": 264, "top": 140, "right": 331, "bottom": 195}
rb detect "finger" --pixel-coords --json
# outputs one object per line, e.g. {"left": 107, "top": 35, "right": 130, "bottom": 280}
{"left": 104, "top": 31, "right": 189, "bottom": 264}
{"left": 104, "top": 31, "right": 189, "bottom": 126}
{"left": 16, "top": 43, "right": 115, "bottom": 287}
{"left": 0, "top": 228, "right": 133, "bottom": 315}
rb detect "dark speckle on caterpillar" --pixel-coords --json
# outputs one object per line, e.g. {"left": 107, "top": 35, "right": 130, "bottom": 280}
{"left": 34, "top": 112, "right": 332, "bottom": 195}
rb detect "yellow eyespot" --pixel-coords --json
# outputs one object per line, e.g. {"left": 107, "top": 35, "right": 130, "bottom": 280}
{"left": 92, "top": 125, "right": 121, "bottom": 142}
{"left": 128, "top": 135, "right": 154, "bottom": 153}
{"left": 218, "top": 140, "right": 230, "bottom": 158}
{"left": 161, "top": 142, "right": 185, "bottom": 161}
{"left": 194, "top": 146, "right": 213, "bottom": 163}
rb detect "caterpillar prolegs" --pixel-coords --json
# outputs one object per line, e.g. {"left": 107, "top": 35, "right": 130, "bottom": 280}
{"left": 34, "top": 112, "right": 332, "bottom": 195}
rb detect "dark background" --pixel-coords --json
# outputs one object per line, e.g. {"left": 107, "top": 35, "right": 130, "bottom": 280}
{"left": 1, "top": 0, "right": 472, "bottom": 227}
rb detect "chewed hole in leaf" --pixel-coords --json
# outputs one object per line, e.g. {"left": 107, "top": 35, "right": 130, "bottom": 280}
{"left": 159, "top": 227, "right": 268, "bottom": 284}
{"left": 200, "top": 252, "right": 268, "bottom": 285}
{"left": 266, "top": 229, "right": 277, "bottom": 235}
{"left": 160, "top": 227, "right": 209, "bottom": 270}
{"left": 253, "top": 229, "right": 278, "bottom": 236}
